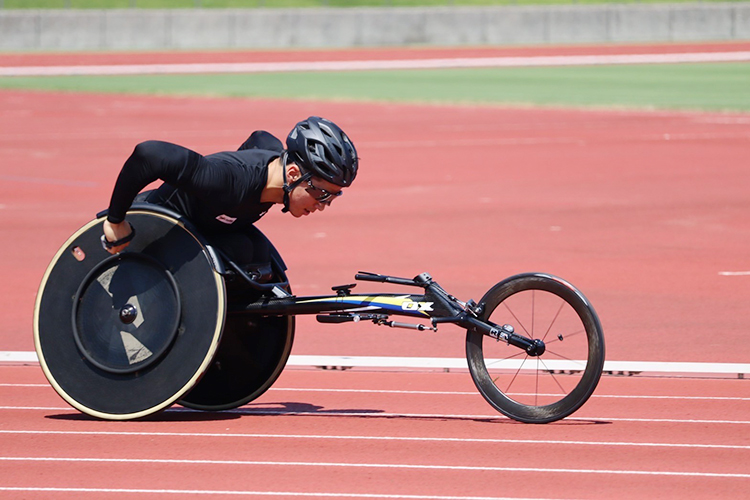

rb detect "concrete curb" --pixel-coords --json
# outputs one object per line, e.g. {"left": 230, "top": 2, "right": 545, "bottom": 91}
{"left": 1, "top": 4, "right": 749, "bottom": 52}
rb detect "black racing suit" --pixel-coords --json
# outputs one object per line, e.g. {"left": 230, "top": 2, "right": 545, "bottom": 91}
{"left": 106, "top": 130, "right": 284, "bottom": 268}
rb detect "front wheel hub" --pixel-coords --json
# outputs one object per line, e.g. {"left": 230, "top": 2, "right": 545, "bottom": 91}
{"left": 526, "top": 339, "right": 546, "bottom": 357}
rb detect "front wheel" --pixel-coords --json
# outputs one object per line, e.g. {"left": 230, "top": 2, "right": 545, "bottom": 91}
{"left": 466, "top": 273, "right": 605, "bottom": 423}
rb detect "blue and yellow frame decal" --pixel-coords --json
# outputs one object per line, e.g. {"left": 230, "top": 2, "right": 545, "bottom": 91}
{"left": 296, "top": 294, "right": 435, "bottom": 318}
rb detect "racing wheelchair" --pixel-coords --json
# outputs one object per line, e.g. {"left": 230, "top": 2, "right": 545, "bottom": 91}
{"left": 34, "top": 204, "right": 605, "bottom": 424}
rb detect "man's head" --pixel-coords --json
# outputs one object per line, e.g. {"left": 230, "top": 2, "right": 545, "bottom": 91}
{"left": 287, "top": 116, "right": 358, "bottom": 187}
{"left": 282, "top": 116, "right": 358, "bottom": 217}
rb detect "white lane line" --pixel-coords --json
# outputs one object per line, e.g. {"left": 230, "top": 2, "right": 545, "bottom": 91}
{"left": 221, "top": 409, "right": 750, "bottom": 426}
{"left": 4, "top": 352, "right": 750, "bottom": 376}
{"left": 269, "top": 388, "right": 750, "bottom": 402}
{"left": 4, "top": 384, "right": 750, "bottom": 402}
{"left": 0, "top": 406, "right": 74, "bottom": 411}
{"left": 1, "top": 429, "right": 747, "bottom": 450}
{"left": 0, "top": 488, "right": 564, "bottom": 500}
{"left": 2, "top": 405, "right": 747, "bottom": 425}
{"left": 0, "top": 384, "right": 49, "bottom": 387}
{"left": 719, "top": 271, "right": 750, "bottom": 276}
{"left": 1, "top": 456, "right": 748, "bottom": 479}
{"left": 288, "top": 356, "right": 750, "bottom": 375}
{"left": 0, "top": 352, "right": 37, "bottom": 362}
{"left": 2, "top": 51, "right": 750, "bottom": 77}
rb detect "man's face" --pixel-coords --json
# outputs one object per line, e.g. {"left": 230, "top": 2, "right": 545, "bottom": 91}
{"left": 287, "top": 172, "right": 343, "bottom": 218}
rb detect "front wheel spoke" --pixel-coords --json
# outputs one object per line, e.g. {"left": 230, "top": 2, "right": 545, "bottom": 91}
{"left": 494, "top": 355, "right": 530, "bottom": 392}
{"left": 544, "top": 348, "right": 589, "bottom": 368}
{"left": 543, "top": 328, "right": 586, "bottom": 345}
{"left": 502, "top": 302, "right": 531, "bottom": 338}
{"left": 541, "top": 300, "right": 566, "bottom": 343}
{"left": 484, "top": 349, "right": 527, "bottom": 369}
{"left": 538, "top": 357, "right": 568, "bottom": 394}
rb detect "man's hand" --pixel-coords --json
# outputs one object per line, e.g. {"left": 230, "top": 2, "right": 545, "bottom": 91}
{"left": 102, "top": 220, "right": 134, "bottom": 254}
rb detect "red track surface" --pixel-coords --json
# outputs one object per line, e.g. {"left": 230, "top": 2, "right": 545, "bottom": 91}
{"left": 1, "top": 43, "right": 750, "bottom": 498}
{"left": 2, "top": 365, "right": 750, "bottom": 499}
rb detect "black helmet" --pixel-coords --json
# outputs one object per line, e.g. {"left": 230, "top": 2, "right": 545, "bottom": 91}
{"left": 286, "top": 116, "right": 358, "bottom": 187}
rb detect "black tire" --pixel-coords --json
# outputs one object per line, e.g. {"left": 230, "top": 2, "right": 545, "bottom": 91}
{"left": 466, "top": 273, "right": 604, "bottom": 423}
{"left": 180, "top": 226, "right": 295, "bottom": 411}
{"left": 179, "top": 288, "right": 294, "bottom": 411}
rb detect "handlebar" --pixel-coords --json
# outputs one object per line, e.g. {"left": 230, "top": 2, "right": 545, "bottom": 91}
{"left": 355, "top": 271, "right": 432, "bottom": 287}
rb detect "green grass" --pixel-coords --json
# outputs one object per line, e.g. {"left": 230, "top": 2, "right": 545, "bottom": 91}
{"left": 1, "top": 63, "right": 749, "bottom": 112}
{"left": 3, "top": 0, "right": 748, "bottom": 8}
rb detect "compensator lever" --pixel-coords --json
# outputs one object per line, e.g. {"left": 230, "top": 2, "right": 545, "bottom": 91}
{"left": 376, "top": 319, "right": 437, "bottom": 331}
{"left": 316, "top": 313, "right": 437, "bottom": 331}
{"left": 316, "top": 313, "right": 388, "bottom": 324}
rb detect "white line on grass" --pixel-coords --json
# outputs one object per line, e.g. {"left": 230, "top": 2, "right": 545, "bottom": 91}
{"left": 2, "top": 52, "right": 750, "bottom": 77}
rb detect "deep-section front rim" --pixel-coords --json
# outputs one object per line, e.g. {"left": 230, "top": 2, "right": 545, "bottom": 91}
{"left": 466, "top": 273, "right": 605, "bottom": 423}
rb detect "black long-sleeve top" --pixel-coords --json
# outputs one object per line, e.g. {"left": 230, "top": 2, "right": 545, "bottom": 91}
{"left": 107, "top": 134, "right": 282, "bottom": 234}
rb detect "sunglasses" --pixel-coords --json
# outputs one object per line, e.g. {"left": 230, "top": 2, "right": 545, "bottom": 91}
{"left": 305, "top": 178, "right": 343, "bottom": 205}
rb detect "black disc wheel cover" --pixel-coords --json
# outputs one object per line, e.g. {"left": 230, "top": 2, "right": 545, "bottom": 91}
{"left": 72, "top": 253, "right": 181, "bottom": 374}
{"left": 33, "top": 210, "right": 226, "bottom": 420}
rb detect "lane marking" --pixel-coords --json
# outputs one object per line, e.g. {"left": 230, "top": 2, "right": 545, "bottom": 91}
{"left": 719, "top": 271, "right": 750, "bottom": 276}
{"left": 269, "top": 388, "right": 750, "bottom": 402}
{"left": 5, "top": 383, "right": 749, "bottom": 401}
{"left": 1, "top": 456, "right": 749, "bottom": 478}
{"left": 0, "top": 406, "right": 74, "bottom": 411}
{"left": 0, "top": 384, "right": 48, "bottom": 387}
{"left": 646, "top": 132, "right": 750, "bottom": 142}
{"left": 218, "top": 410, "right": 750, "bottom": 426}
{"left": 1, "top": 429, "right": 748, "bottom": 450}
{"left": 0, "top": 174, "right": 98, "bottom": 188}
{"left": 4, "top": 351, "right": 750, "bottom": 376}
{"left": 365, "top": 137, "right": 588, "bottom": 149}
{"left": 4, "top": 383, "right": 749, "bottom": 405}
{"left": 2, "top": 51, "right": 750, "bottom": 77}
{"left": 1, "top": 405, "right": 749, "bottom": 425}
{"left": 0, "top": 488, "right": 564, "bottom": 500}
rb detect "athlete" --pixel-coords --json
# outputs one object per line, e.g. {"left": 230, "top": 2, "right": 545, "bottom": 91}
{"left": 101, "top": 116, "right": 358, "bottom": 272}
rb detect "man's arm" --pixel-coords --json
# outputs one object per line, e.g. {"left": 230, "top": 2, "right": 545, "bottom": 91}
{"left": 103, "top": 140, "right": 237, "bottom": 253}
